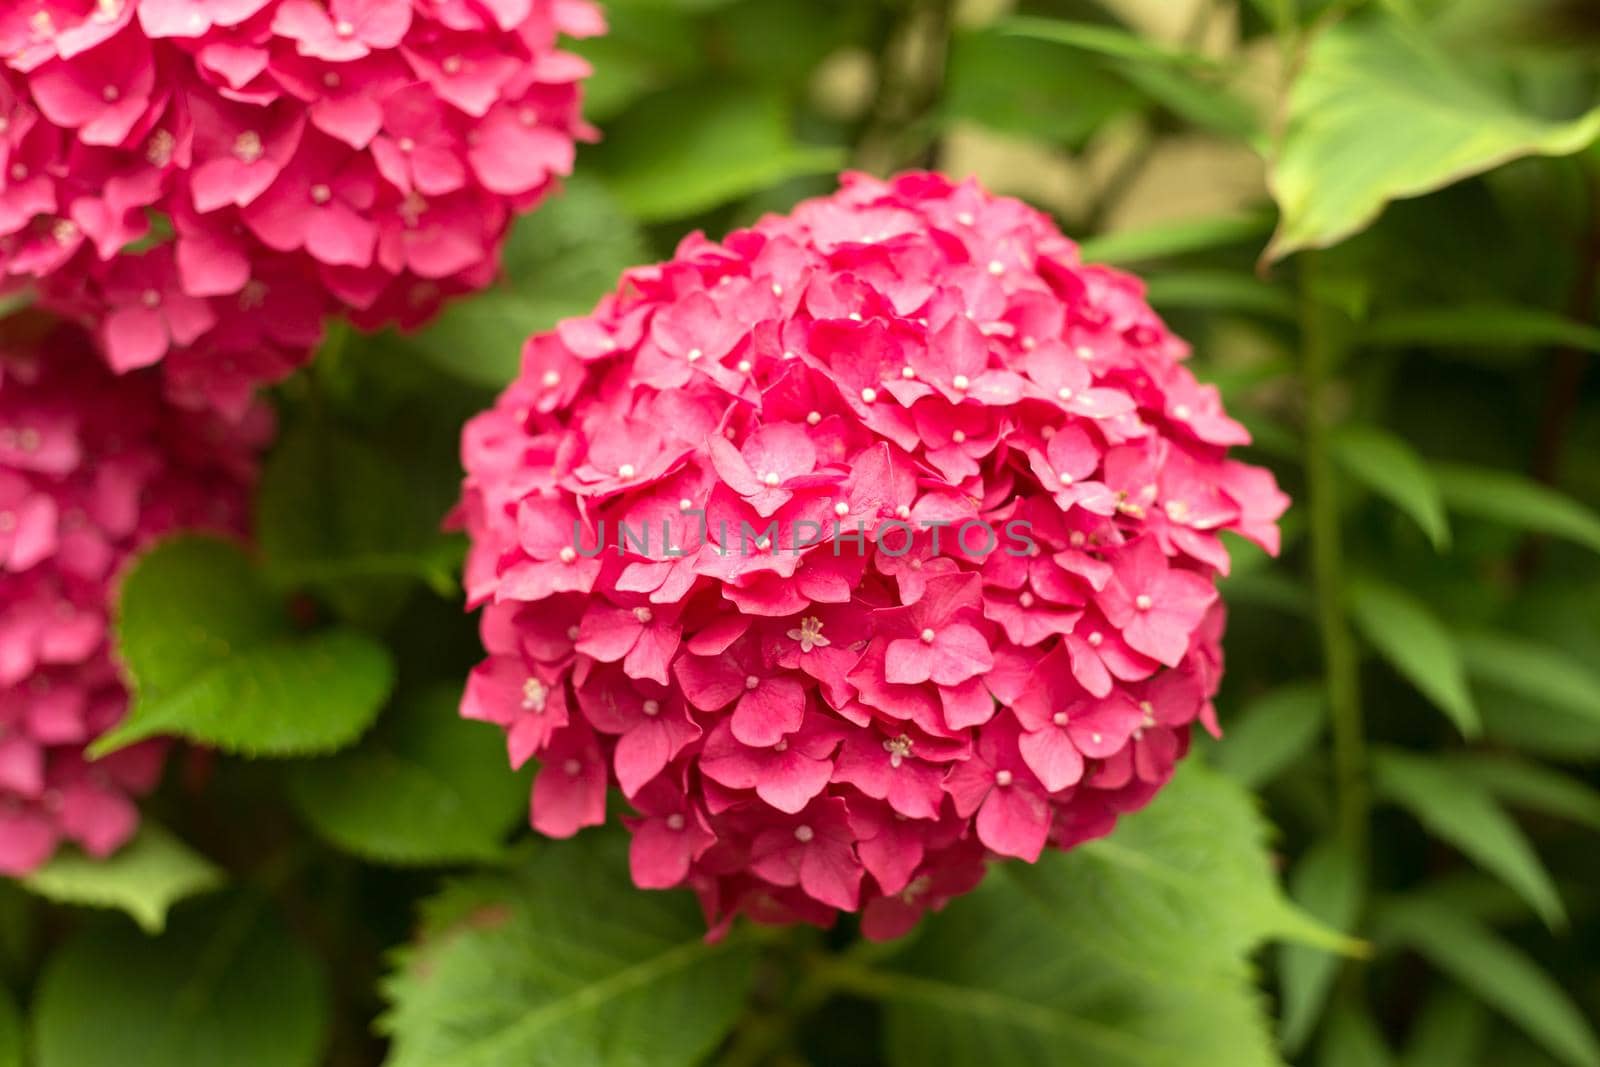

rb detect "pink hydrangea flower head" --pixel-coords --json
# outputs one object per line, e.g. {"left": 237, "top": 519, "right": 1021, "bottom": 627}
{"left": 0, "top": 0, "right": 601, "bottom": 412}
{"left": 0, "top": 317, "right": 269, "bottom": 875}
{"left": 457, "top": 172, "right": 1289, "bottom": 937}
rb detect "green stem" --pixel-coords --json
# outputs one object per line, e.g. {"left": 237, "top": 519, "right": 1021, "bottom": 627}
{"left": 1300, "top": 257, "right": 1367, "bottom": 859}
{"left": 853, "top": 0, "right": 955, "bottom": 176}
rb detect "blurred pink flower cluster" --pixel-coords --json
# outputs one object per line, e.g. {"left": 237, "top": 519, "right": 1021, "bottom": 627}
{"left": 0, "top": 319, "right": 269, "bottom": 874}
{"left": 457, "top": 171, "right": 1290, "bottom": 937}
{"left": 1, "top": 0, "right": 601, "bottom": 415}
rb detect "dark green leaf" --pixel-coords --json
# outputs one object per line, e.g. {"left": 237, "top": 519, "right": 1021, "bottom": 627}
{"left": 1376, "top": 902, "right": 1600, "bottom": 1067}
{"left": 1077, "top": 214, "right": 1273, "bottom": 267}
{"left": 22, "top": 824, "right": 223, "bottom": 934}
{"left": 410, "top": 178, "right": 647, "bottom": 388}
{"left": 0, "top": 987, "right": 18, "bottom": 1067}
{"left": 594, "top": 84, "right": 843, "bottom": 221}
{"left": 943, "top": 28, "right": 1140, "bottom": 146}
{"left": 1439, "top": 754, "right": 1600, "bottom": 831}
{"left": 1319, "top": 1003, "right": 1395, "bottom": 1067}
{"left": 33, "top": 897, "right": 330, "bottom": 1067}
{"left": 1362, "top": 305, "right": 1600, "bottom": 354}
{"left": 288, "top": 688, "right": 532, "bottom": 865}
{"left": 1400, "top": 989, "right": 1491, "bottom": 1067}
{"left": 1433, "top": 464, "right": 1600, "bottom": 556}
{"left": 93, "top": 537, "right": 393, "bottom": 757}
{"left": 1212, "top": 681, "right": 1327, "bottom": 789}
{"left": 1332, "top": 426, "right": 1450, "bottom": 550}
{"left": 1266, "top": 16, "right": 1600, "bottom": 260}
{"left": 1143, "top": 271, "right": 1297, "bottom": 322}
{"left": 1373, "top": 749, "right": 1564, "bottom": 927}
{"left": 1282, "top": 840, "right": 1366, "bottom": 1054}
{"left": 1349, "top": 579, "right": 1479, "bottom": 736}
{"left": 380, "top": 832, "right": 757, "bottom": 1067}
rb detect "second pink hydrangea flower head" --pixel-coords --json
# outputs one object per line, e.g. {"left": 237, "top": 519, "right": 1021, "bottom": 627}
{"left": 458, "top": 171, "right": 1289, "bottom": 938}
{"left": 0, "top": 0, "right": 602, "bottom": 415}
{"left": 0, "top": 317, "right": 269, "bottom": 875}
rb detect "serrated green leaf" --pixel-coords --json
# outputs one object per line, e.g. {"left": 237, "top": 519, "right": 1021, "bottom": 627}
{"left": 1439, "top": 754, "right": 1600, "bottom": 831}
{"left": 1281, "top": 840, "right": 1365, "bottom": 1054}
{"left": 841, "top": 764, "right": 1341, "bottom": 1067}
{"left": 22, "top": 824, "right": 223, "bottom": 934}
{"left": 1332, "top": 426, "right": 1450, "bottom": 549}
{"left": 410, "top": 178, "right": 647, "bottom": 388}
{"left": 594, "top": 84, "right": 843, "bottom": 221}
{"left": 1373, "top": 749, "right": 1564, "bottom": 927}
{"left": 380, "top": 832, "right": 757, "bottom": 1067}
{"left": 288, "top": 688, "right": 532, "bottom": 865}
{"left": 1349, "top": 579, "right": 1479, "bottom": 736}
{"left": 1433, "top": 464, "right": 1600, "bottom": 555}
{"left": 1375, "top": 902, "right": 1600, "bottom": 1067}
{"left": 94, "top": 536, "right": 393, "bottom": 758}
{"left": 33, "top": 896, "right": 330, "bottom": 1067}
{"left": 1266, "top": 16, "right": 1600, "bottom": 260}
{"left": 1362, "top": 305, "right": 1600, "bottom": 354}
{"left": 1077, "top": 214, "right": 1273, "bottom": 267}
{"left": 1212, "top": 681, "right": 1327, "bottom": 789}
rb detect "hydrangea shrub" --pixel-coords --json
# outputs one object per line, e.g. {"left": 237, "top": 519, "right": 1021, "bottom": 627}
{"left": 457, "top": 171, "right": 1289, "bottom": 936}
{"left": 0, "top": 0, "right": 601, "bottom": 414}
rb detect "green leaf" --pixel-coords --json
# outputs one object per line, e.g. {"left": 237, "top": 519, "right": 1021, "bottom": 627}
{"left": 32, "top": 896, "right": 330, "bottom": 1067}
{"left": 1399, "top": 989, "right": 1490, "bottom": 1067}
{"left": 1318, "top": 1004, "right": 1395, "bottom": 1067}
{"left": 1281, "top": 840, "right": 1366, "bottom": 1054}
{"left": 1348, "top": 579, "right": 1479, "bottom": 736}
{"left": 1076, "top": 214, "right": 1273, "bottom": 267}
{"left": 380, "top": 832, "right": 757, "bottom": 1067}
{"left": 1362, "top": 305, "right": 1600, "bottom": 354}
{"left": 1375, "top": 902, "right": 1600, "bottom": 1067}
{"left": 841, "top": 764, "right": 1345, "bottom": 1067}
{"left": 1438, "top": 754, "right": 1600, "bottom": 831}
{"left": 996, "top": 17, "right": 1261, "bottom": 143}
{"left": 288, "top": 688, "right": 532, "bottom": 865}
{"left": 943, "top": 27, "right": 1140, "bottom": 146}
{"left": 1433, "top": 464, "right": 1600, "bottom": 556}
{"left": 410, "top": 178, "right": 647, "bottom": 388}
{"left": 594, "top": 84, "right": 843, "bottom": 222}
{"left": 93, "top": 536, "right": 393, "bottom": 758}
{"left": 1373, "top": 749, "right": 1564, "bottom": 927}
{"left": 21, "top": 824, "right": 223, "bottom": 934}
{"left": 1265, "top": 16, "right": 1600, "bottom": 260}
{"left": 1331, "top": 426, "right": 1450, "bottom": 550}
{"left": 0, "top": 987, "right": 19, "bottom": 1067}
{"left": 257, "top": 419, "right": 462, "bottom": 609}
{"left": 1212, "top": 681, "right": 1327, "bottom": 789}
{"left": 1143, "top": 271, "right": 1297, "bottom": 323}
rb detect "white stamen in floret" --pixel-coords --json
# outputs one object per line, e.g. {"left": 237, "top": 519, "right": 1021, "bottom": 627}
{"left": 633, "top": 606, "right": 654, "bottom": 624}
{"left": 833, "top": 501, "right": 849, "bottom": 517}
{"left": 919, "top": 628, "right": 936, "bottom": 644}
{"left": 617, "top": 463, "right": 636, "bottom": 479}
{"left": 951, "top": 374, "right": 970, "bottom": 391}
{"left": 794, "top": 825, "right": 814, "bottom": 842}
{"left": 994, "top": 770, "right": 1013, "bottom": 786}
{"left": 806, "top": 411, "right": 822, "bottom": 426}
{"left": 1135, "top": 594, "right": 1153, "bottom": 611}
{"left": 521, "top": 678, "right": 547, "bottom": 712}
{"left": 762, "top": 472, "right": 780, "bottom": 488}
{"left": 744, "top": 674, "right": 760, "bottom": 690}
{"left": 558, "top": 546, "right": 577, "bottom": 563}
{"left": 860, "top": 387, "right": 877, "bottom": 403}
{"left": 883, "top": 734, "right": 913, "bottom": 768}
{"left": 642, "top": 700, "right": 660, "bottom": 717}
